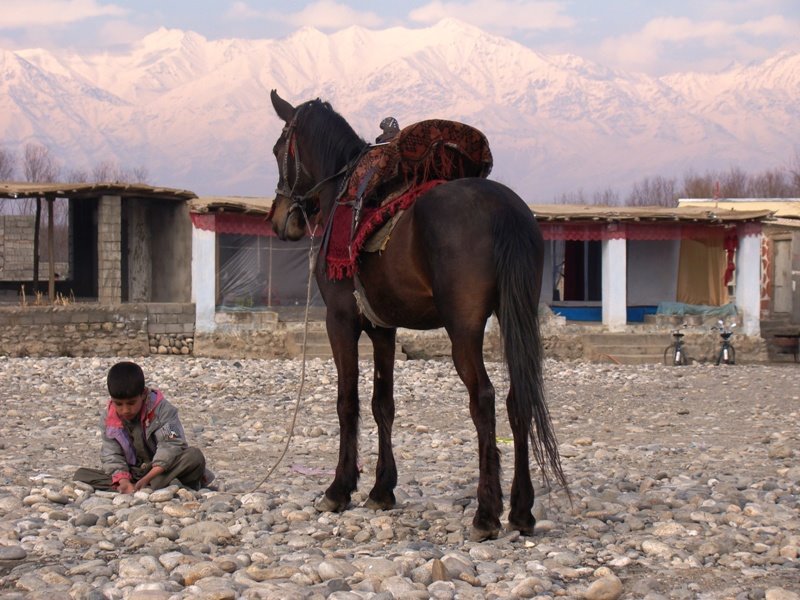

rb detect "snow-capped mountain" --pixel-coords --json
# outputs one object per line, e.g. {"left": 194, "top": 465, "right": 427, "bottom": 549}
{"left": 1, "top": 19, "right": 798, "bottom": 200}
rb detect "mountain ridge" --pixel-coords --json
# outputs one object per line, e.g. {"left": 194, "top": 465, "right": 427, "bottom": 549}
{"left": 1, "top": 19, "right": 797, "bottom": 200}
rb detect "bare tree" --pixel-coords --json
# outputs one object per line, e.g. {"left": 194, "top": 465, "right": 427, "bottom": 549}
{"left": 130, "top": 165, "right": 150, "bottom": 184}
{"left": 719, "top": 167, "right": 748, "bottom": 198}
{"left": 627, "top": 176, "right": 677, "bottom": 206}
{"left": 92, "top": 160, "right": 150, "bottom": 184}
{"left": 747, "top": 168, "right": 792, "bottom": 197}
{"left": 554, "top": 188, "right": 588, "bottom": 204}
{"left": 788, "top": 148, "right": 800, "bottom": 196}
{"left": 592, "top": 188, "right": 620, "bottom": 205}
{"left": 681, "top": 171, "right": 716, "bottom": 198}
{"left": 63, "top": 167, "right": 90, "bottom": 183}
{"left": 24, "top": 143, "right": 60, "bottom": 183}
{"left": 0, "top": 147, "right": 16, "bottom": 180}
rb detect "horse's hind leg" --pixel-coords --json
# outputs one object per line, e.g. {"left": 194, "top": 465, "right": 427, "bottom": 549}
{"left": 506, "top": 385, "right": 536, "bottom": 535}
{"left": 450, "top": 330, "right": 502, "bottom": 541}
{"left": 364, "top": 326, "right": 398, "bottom": 510}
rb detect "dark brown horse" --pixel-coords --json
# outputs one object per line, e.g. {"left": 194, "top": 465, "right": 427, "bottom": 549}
{"left": 268, "top": 90, "right": 566, "bottom": 540}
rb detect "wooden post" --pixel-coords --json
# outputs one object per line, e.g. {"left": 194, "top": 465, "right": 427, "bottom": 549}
{"left": 47, "top": 197, "right": 55, "bottom": 302}
{"left": 33, "top": 197, "right": 41, "bottom": 289}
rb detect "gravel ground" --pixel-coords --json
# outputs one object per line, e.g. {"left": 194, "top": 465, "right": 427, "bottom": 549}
{"left": 0, "top": 356, "right": 799, "bottom": 599}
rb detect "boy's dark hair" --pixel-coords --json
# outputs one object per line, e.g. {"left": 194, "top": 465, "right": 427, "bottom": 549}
{"left": 107, "top": 361, "right": 145, "bottom": 399}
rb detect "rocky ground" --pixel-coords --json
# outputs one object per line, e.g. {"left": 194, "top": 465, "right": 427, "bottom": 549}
{"left": 0, "top": 356, "right": 798, "bottom": 600}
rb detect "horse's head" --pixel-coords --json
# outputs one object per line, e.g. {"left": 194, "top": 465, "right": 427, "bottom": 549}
{"left": 269, "top": 90, "right": 317, "bottom": 240}
{"left": 269, "top": 89, "right": 367, "bottom": 241}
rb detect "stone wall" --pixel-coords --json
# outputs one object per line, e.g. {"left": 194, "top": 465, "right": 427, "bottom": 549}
{"left": 193, "top": 311, "right": 288, "bottom": 359}
{"left": 0, "top": 303, "right": 195, "bottom": 358}
{"left": 146, "top": 303, "right": 196, "bottom": 355}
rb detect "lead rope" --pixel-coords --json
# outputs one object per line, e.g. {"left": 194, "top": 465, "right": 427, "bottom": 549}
{"left": 249, "top": 215, "right": 319, "bottom": 494}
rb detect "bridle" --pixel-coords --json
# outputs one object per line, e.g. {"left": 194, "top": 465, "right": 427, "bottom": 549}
{"left": 274, "top": 106, "right": 319, "bottom": 221}
{"left": 274, "top": 105, "right": 353, "bottom": 227}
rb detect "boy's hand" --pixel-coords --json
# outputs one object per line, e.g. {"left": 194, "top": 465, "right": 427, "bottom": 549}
{"left": 117, "top": 479, "right": 134, "bottom": 494}
{"left": 134, "top": 465, "right": 165, "bottom": 491}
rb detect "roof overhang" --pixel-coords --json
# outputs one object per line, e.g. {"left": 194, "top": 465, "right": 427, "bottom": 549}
{"left": 0, "top": 182, "right": 196, "bottom": 202}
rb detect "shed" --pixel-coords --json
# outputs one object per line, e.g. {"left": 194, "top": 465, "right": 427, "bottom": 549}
{"left": 0, "top": 182, "right": 196, "bottom": 304}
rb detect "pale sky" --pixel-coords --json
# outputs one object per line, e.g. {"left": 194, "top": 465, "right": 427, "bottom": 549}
{"left": 0, "top": 0, "right": 798, "bottom": 75}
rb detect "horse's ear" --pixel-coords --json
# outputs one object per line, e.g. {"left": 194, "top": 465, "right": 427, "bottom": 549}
{"left": 270, "top": 89, "right": 295, "bottom": 123}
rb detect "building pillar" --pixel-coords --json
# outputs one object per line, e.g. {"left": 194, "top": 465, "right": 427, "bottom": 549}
{"left": 793, "top": 231, "right": 800, "bottom": 324}
{"left": 192, "top": 226, "right": 216, "bottom": 333}
{"left": 736, "top": 225, "right": 761, "bottom": 336}
{"left": 97, "top": 195, "right": 122, "bottom": 304}
{"left": 602, "top": 236, "right": 627, "bottom": 331}
{"left": 127, "top": 202, "right": 151, "bottom": 302}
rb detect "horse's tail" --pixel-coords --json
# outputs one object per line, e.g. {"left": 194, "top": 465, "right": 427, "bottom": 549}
{"left": 492, "top": 204, "right": 569, "bottom": 494}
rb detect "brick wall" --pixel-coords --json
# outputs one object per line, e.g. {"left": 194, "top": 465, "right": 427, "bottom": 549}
{"left": 0, "top": 303, "right": 195, "bottom": 357}
{"left": 0, "top": 215, "right": 70, "bottom": 282}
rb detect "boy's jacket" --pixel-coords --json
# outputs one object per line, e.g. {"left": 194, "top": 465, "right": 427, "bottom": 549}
{"left": 101, "top": 389, "right": 188, "bottom": 484}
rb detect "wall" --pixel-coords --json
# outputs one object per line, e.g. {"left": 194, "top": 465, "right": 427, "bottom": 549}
{"left": 150, "top": 202, "right": 192, "bottom": 302}
{"left": 0, "top": 215, "right": 69, "bottom": 282}
{"left": 627, "top": 240, "right": 680, "bottom": 305}
{"left": 0, "top": 303, "right": 194, "bottom": 357}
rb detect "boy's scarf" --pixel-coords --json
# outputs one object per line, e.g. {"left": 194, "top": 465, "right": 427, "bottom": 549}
{"left": 105, "top": 389, "right": 164, "bottom": 466}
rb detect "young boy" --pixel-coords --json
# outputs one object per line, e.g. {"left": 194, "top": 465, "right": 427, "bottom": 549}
{"left": 74, "top": 361, "right": 214, "bottom": 493}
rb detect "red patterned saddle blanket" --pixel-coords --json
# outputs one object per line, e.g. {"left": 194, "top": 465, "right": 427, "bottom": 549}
{"left": 325, "top": 120, "right": 493, "bottom": 280}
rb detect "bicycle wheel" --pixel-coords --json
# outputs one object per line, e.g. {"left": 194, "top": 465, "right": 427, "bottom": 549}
{"left": 663, "top": 344, "right": 676, "bottom": 365}
{"left": 722, "top": 345, "right": 735, "bottom": 365}
{"left": 663, "top": 344, "right": 686, "bottom": 366}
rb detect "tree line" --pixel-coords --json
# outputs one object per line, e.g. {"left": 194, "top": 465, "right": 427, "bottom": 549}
{"left": 555, "top": 152, "right": 800, "bottom": 206}
{"left": 0, "top": 142, "right": 148, "bottom": 192}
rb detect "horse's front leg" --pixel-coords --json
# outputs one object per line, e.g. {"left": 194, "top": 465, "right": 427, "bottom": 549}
{"left": 364, "top": 326, "right": 398, "bottom": 510}
{"left": 316, "top": 316, "right": 362, "bottom": 513}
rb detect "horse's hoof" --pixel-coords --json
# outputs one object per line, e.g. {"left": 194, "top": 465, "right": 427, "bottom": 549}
{"left": 364, "top": 496, "right": 395, "bottom": 511}
{"left": 315, "top": 494, "right": 346, "bottom": 513}
{"left": 508, "top": 515, "right": 536, "bottom": 536}
{"left": 508, "top": 520, "right": 536, "bottom": 537}
{"left": 469, "top": 526, "right": 500, "bottom": 542}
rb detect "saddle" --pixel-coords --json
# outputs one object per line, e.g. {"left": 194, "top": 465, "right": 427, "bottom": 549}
{"left": 344, "top": 119, "right": 492, "bottom": 208}
{"left": 325, "top": 120, "right": 493, "bottom": 280}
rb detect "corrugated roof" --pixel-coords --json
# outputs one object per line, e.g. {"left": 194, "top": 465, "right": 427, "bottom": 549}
{"left": 0, "top": 181, "right": 196, "bottom": 201}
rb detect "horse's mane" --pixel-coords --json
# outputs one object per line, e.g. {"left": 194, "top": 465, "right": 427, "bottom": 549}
{"left": 298, "top": 99, "right": 367, "bottom": 175}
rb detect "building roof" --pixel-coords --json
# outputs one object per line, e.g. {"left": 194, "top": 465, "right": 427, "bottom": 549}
{"left": 530, "top": 204, "right": 772, "bottom": 224}
{"left": 0, "top": 181, "right": 196, "bottom": 201}
{"left": 190, "top": 196, "right": 272, "bottom": 214}
{"left": 678, "top": 198, "right": 800, "bottom": 219}
{"left": 189, "top": 195, "right": 775, "bottom": 224}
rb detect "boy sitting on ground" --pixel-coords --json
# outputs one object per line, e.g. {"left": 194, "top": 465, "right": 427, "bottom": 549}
{"left": 74, "top": 361, "right": 214, "bottom": 493}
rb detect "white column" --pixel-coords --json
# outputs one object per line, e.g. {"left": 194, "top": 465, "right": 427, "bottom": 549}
{"left": 192, "top": 227, "right": 216, "bottom": 333}
{"left": 602, "top": 237, "right": 627, "bottom": 331}
{"left": 735, "top": 226, "right": 761, "bottom": 336}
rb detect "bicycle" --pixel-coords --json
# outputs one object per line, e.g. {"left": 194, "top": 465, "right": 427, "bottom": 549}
{"left": 713, "top": 320, "right": 736, "bottom": 365}
{"left": 663, "top": 324, "right": 690, "bottom": 366}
